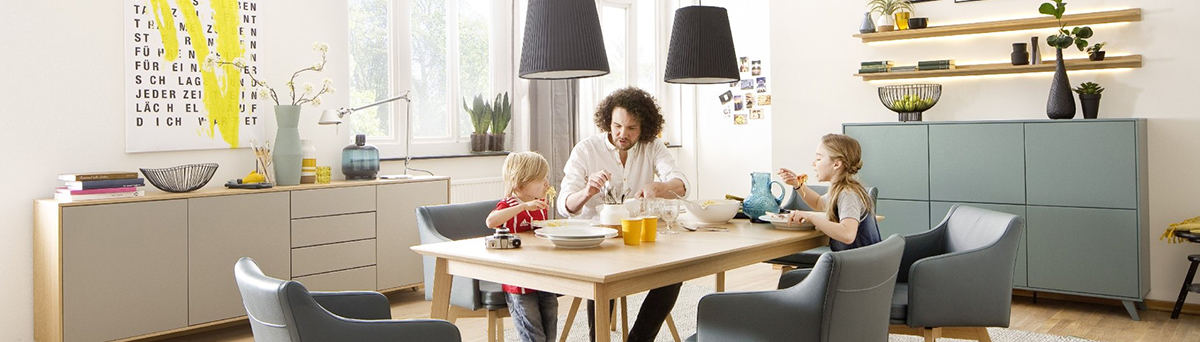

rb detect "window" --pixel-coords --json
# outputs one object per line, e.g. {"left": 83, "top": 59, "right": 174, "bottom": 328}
{"left": 349, "top": 0, "right": 512, "bottom": 157}
{"left": 579, "top": 0, "right": 678, "bottom": 144}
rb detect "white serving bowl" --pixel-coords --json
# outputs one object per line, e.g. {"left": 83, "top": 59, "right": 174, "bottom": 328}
{"left": 683, "top": 199, "right": 741, "bottom": 224}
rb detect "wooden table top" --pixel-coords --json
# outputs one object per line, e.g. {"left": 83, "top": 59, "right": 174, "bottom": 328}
{"left": 411, "top": 219, "right": 826, "bottom": 284}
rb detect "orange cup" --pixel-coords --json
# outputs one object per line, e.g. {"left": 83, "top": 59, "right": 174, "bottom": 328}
{"left": 621, "top": 218, "right": 643, "bottom": 246}
{"left": 641, "top": 216, "right": 658, "bottom": 242}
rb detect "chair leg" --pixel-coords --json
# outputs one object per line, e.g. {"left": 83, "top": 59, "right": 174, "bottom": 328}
{"left": 975, "top": 327, "right": 992, "bottom": 342}
{"left": 487, "top": 310, "right": 499, "bottom": 342}
{"left": 496, "top": 312, "right": 505, "bottom": 342}
{"left": 1173, "top": 259, "right": 1199, "bottom": 319}
{"left": 620, "top": 296, "right": 630, "bottom": 340}
{"left": 447, "top": 307, "right": 459, "bottom": 324}
{"left": 922, "top": 327, "right": 941, "bottom": 342}
{"left": 716, "top": 271, "right": 726, "bottom": 292}
{"left": 779, "top": 265, "right": 796, "bottom": 277}
{"left": 665, "top": 314, "right": 681, "bottom": 342}
{"left": 560, "top": 297, "right": 582, "bottom": 342}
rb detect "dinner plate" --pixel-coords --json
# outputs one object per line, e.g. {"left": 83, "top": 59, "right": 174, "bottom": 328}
{"left": 541, "top": 236, "right": 607, "bottom": 249}
{"left": 758, "top": 214, "right": 815, "bottom": 230}
{"left": 534, "top": 227, "right": 619, "bottom": 239}
{"left": 531, "top": 219, "right": 595, "bottom": 229}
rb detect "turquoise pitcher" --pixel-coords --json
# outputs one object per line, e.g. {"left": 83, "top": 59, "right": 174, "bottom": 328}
{"left": 743, "top": 172, "right": 787, "bottom": 223}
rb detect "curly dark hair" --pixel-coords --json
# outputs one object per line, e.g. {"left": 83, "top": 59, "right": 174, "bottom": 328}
{"left": 593, "top": 87, "right": 664, "bottom": 143}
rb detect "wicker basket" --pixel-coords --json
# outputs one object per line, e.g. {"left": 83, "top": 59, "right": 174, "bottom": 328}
{"left": 878, "top": 84, "right": 942, "bottom": 122}
{"left": 140, "top": 163, "right": 219, "bottom": 193}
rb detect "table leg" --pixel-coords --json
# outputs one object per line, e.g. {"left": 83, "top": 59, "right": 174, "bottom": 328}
{"left": 431, "top": 257, "right": 453, "bottom": 320}
{"left": 716, "top": 271, "right": 726, "bottom": 292}
{"left": 594, "top": 284, "right": 611, "bottom": 342}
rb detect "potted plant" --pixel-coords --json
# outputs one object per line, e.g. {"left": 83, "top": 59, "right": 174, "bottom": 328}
{"left": 489, "top": 92, "right": 511, "bottom": 152}
{"left": 1087, "top": 42, "right": 1108, "bottom": 61}
{"left": 867, "top": 0, "right": 914, "bottom": 32}
{"left": 463, "top": 95, "right": 492, "bottom": 153}
{"left": 1039, "top": 0, "right": 1095, "bottom": 119}
{"left": 1072, "top": 82, "right": 1104, "bottom": 119}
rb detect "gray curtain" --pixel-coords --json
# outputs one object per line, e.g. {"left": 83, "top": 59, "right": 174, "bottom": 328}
{"left": 529, "top": 79, "right": 580, "bottom": 219}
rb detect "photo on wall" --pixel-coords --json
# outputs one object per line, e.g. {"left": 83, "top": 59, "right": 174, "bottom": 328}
{"left": 739, "top": 79, "right": 754, "bottom": 90}
{"left": 751, "top": 60, "right": 762, "bottom": 76}
{"left": 750, "top": 108, "right": 764, "bottom": 120}
{"left": 739, "top": 57, "right": 750, "bottom": 73}
{"left": 733, "top": 95, "right": 744, "bottom": 111}
{"left": 745, "top": 93, "right": 755, "bottom": 109}
{"left": 756, "top": 77, "right": 767, "bottom": 93}
{"left": 734, "top": 114, "right": 748, "bottom": 125}
{"left": 719, "top": 90, "right": 734, "bottom": 105}
{"left": 758, "top": 94, "right": 772, "bottom": 106}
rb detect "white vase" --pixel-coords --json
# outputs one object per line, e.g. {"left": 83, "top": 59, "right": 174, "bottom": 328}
{"left": 877, "top": 13, "right": 895, "bottom": 32}
{"left": 599, "top": 204, "right": 630, "bottom": 226}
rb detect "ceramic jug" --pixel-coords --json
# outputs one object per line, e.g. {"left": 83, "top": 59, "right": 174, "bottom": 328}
{"left": 743, "top": 172, "right": 786, "bottom": 223}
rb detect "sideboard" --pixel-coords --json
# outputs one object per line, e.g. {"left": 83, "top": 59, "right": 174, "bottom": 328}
{"left": 845, "top": 119, "right": 1149, "bottom": 320}
{"left": 34, "top": 177, "right": 450, "bottom": 342}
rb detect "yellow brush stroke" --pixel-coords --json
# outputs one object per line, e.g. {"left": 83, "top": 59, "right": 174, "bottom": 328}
{"left": 148, "top": 0, "right": 178, "bottom": 61}
{"left": 176, "top": 0, "right": 244, "bottom": 148}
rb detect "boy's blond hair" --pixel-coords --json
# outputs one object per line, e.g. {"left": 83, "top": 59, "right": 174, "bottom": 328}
{"left": 502, "top": 151, "right": 550, "bottom": 196}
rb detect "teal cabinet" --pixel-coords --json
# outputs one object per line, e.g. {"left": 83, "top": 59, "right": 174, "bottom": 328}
{"left": 931, "top": 202, "right": 1027, "bottom": 287}
{"left": 1025, "top": 122, "right": 1138, "bottom": 209}
{"left": 876, "top": 199, "right": 930, "bottom": 237}
{"left": 1026, "top": 206, "right": 1140, "bottom": 298}
{"left": 929, "top": 124, "right": 1026, "bottom": 204}
{"left": 845, "top": 125, "right": 929, "bottom": 201}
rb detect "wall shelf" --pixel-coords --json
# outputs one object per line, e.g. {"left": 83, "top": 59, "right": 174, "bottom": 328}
{"left": 853, "top": 8, "right": 1141, "bottom": 43}
{"left": 855, "top": 55, "right": 1142, "bottom": 81}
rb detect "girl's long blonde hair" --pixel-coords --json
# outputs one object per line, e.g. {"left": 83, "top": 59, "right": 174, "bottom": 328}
{"left": 501, "top": 151, "right": 550, "bottom": 197}
{"left": 822, "top": 134, "right": 874, "bottom": 221}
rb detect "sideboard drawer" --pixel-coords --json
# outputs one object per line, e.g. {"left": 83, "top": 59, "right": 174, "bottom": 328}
{"left": 292, "top": 239, "right": 376, "bottom": 277}
{"left": 291, "top": 186, "right": 376, "bottom": 219}
{"left": 293, "top": 266, "right": 377, "bottom": 292}
{"left": 291, "top": 213, "right": 376, "bottom": 248}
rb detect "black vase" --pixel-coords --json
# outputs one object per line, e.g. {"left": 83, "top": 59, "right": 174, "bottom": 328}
{"left": 1080, "top": 93, "right": 1101, "bottom": 119}
{"left": 1011, "top": 43, "right": 1029, "bottom": 66}
{"left": 1047, "top": 49, "right": 1076, "bottom": 119}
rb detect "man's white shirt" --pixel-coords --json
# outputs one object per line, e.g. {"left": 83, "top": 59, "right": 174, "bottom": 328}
{"left": 556, "top": 134, "right": 690, "bottom": 219}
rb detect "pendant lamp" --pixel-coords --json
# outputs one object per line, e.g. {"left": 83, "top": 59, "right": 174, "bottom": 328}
{"left": 519, "top": 0, "right": 610, "bottom": 80}
{"left": 664, "top": 5, "right": 738, "bottom": 84}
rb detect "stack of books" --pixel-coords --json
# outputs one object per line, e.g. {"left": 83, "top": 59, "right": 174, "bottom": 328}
{"left": 859, "top": 61, "right": 894, "bottom": 74}
{"left": 891, "top": 65, "right": 918, "bottom": 73}
{"left": 918, "top": 59, "right": 957, "bottom": 71}
{"left": 55, "top": 171, "right": 146, "bottom": 202}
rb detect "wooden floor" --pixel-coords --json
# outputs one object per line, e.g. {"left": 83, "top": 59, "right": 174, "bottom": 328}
{"left": 159, "top": 263, "right": 1200, "bottom": 342}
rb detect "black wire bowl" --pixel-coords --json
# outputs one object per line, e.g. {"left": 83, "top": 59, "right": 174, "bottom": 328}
{"left": 878, "top": 84, "right": 942, "bottom": 122}
{"left": 140, "top": 163, "right": 219, "bottom": 193}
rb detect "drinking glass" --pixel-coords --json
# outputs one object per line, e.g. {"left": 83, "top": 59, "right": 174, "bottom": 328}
{"left": 658, "top": 199, "right": 680, "bottom": 234}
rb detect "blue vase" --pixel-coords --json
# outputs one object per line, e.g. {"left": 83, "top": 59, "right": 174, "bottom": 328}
{"left": 342, "top": 134, "right": 380, "bottom": 180}
{"left": 743, "top": 172, "right": 786, "bottom": 223}
{"left": 273, "top": 105, "right": 303, "bottom": 186}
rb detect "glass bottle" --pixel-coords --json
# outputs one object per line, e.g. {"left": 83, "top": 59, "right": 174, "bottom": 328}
{"left": 341, "top": 134, "right": 379, "bottom": 180}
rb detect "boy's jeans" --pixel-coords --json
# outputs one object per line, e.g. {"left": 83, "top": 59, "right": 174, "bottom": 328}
{"left": 506, "top": 291, "right": 559, "bottom": 342}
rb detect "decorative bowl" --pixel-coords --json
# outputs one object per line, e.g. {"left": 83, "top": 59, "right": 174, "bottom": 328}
{"left": 140, "top": 163, "right": 219, "bottom": 193}
{"left": 908, "top": 17, "right": 928, "bottom": 29}
{"left": 878, "top": 84, "right": 942, "bottom": 122}
{"left": 682, "top": 199, "right": 741, "bottom": 224}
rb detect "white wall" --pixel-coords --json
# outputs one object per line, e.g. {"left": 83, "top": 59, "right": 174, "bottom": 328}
{"left": 0, "top": 1, "right": 502, "bottom": 341}
{"left": 691, "top": 0, "right": 773, "bottom": 200}
{"left": 770, "top": 0, "right": 1199, "bottom": 305}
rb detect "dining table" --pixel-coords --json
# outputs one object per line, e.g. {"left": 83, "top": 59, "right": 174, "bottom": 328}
{"left": 412, "top": 217, "right": 829, "bottom": 341}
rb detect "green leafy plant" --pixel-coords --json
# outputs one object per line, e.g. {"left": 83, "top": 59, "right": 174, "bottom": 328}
{"left": 1039, "top": 0, "right": 1094, "bottom": 51}
{"left": 1072, "top": 82, "right": 1105, "bottom": 95}
{"left": 463, "top": 95, "right": 492, "bottom": 135}
{"left": 490, "top": 92, "right": 511, "bottom": 135}
{"left": 867, "top": 0, "right": 914, "bottom": 16}
{"left": 1086, "top": 42, "right": 1107, "bottom": 55}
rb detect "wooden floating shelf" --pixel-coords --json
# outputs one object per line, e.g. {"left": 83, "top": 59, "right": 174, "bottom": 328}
{"left": 855, "top": 55, "right": 1142, "bottom": 81}
{"left": 853, "top": 8, "right": 1141, "bottom": 43}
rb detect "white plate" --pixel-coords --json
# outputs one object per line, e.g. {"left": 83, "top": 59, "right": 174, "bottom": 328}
{"left": 541, "top": 236, "right": 607, "bottom": 249}
{"left": 531, "top": 219, "right": 595, "bottom": 229}
{"left": 534, "top": 227, "right": 619, "bottom": 239}
{"left": 758, "top": 214, "right": 815, "bottom": 230}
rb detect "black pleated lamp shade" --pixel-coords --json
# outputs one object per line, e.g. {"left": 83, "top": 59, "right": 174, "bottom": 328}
{"left": 664, "top": 6, "right": 739, "bottom": 84}
{"left": 519, "top": 0, "right": 610, "bottom": 80}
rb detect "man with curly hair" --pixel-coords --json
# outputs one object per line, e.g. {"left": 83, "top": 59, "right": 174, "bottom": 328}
{"left": 557, "top": 86, "right": 690, "bottom": 342}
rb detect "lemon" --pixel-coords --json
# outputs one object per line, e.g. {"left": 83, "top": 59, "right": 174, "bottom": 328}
{"left": 244, "top": 171, "right": 265, "bottom": 184}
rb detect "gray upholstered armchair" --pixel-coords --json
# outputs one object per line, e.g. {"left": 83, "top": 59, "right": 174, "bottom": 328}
{"left": 769, "top": 185, "right": 879, "bottom": 270}
{"left": 416, "top": 200, "right": 511, "bottom": 342}
{"left": 688, "top": 235, "right": 905, "bottom": 342}
{"left": 890, "top": 205, "right": 1024, "bottom": 341}
{"left": 233, "top": 257, "right": 460, "bottom": 342}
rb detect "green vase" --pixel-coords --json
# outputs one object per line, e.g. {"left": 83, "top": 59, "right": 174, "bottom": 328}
{"left": 274, "top": 105, "right": 303, "bottom": 186}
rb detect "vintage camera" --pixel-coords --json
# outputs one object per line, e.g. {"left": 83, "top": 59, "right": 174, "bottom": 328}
{"left": 485, "top": 228, "right": 522, "bottom": 249}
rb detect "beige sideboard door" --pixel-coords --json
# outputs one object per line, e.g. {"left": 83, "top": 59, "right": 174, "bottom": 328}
{"left": 62, "top": 200, "right": 188, "bottom": 342}
{"left": 187, "top": 192, "right": 291, "bottom": 325}
{"left": 376, "top": 180, "right": 449, "bottom": 290}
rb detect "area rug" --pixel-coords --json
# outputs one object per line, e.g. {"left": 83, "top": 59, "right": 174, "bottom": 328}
{"left": 503, "top": 282, "right": 1098, "bottom": 342}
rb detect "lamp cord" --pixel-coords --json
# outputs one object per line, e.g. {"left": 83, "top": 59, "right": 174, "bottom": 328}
{"left": 403, "top": 92, "right": 434, "bottom": 176}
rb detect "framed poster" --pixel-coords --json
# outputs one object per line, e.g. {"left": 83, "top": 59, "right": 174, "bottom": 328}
{"left": 125, "top": 0, "right": 264, "bottom": 152}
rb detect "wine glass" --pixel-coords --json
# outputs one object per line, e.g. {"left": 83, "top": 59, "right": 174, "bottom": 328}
{"left": 658, "top": 199, "right": 680, "bottom": 234}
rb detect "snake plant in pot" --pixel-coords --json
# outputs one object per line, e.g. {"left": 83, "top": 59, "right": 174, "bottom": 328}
{"left": 464, "top": 95, "right": 492, "bottom": 153}
{"left": 489, "top": 92, "right": 511, "bottom": 151}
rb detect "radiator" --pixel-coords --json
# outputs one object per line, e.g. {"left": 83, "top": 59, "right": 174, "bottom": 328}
{"left": 450, "top": 177, "right": 504, "bottom": 203}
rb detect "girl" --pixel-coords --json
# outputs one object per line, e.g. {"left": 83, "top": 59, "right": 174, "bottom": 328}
{"left": 778, "top": 134, "right": 881, "bottom": 251}
{"left": 485, "top": 151, "right": 558, "bottom": 342}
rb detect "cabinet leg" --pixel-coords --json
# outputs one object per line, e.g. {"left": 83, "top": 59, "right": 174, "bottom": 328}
{"left": 1122, "top": 300, "right": 1141, "bottom": 321}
